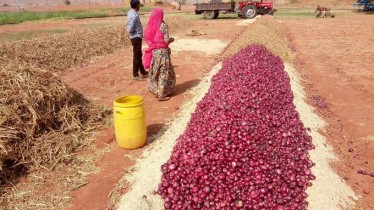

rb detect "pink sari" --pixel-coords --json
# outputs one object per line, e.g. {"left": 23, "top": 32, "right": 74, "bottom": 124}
{"left": 143, "top": 8, "right": 169, "bottom": 70}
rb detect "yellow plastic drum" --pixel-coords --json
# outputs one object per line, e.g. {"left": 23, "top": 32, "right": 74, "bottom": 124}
{"left": 113, "top": 95, "right": 147, "bottom": 149}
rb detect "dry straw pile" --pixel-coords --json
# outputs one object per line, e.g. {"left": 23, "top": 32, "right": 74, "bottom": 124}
{"left": 0, "top": 25, "right": 129, "bottom": 72}
{"left": 0, "top": 25, "right": 130, "bottom": 184}
{"left": 0, "top": 63, "right": 110, "bottom": 183}
{"left": 224, "top": 16, "right": 293, "bottom": 63}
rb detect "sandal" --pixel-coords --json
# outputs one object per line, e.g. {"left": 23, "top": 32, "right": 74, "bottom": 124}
{"left": 133, "top": 76, "right": 144, "bottom": 81}
{"left": 158, "top": 97, "right": 170, "bottom": 102}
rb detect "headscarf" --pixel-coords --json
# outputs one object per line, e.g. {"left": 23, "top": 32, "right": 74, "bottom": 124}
{"left": 143, "top": 8, "right": 169, "bottom": 69}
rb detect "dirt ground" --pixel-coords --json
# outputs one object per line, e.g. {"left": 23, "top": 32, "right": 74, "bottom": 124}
{"left": 1, "top": 7, "right": 373, "bottom": 210}
{"left": 57, "top": 17, "right": 241, "bottom": 210}
{"left": 285, "top": 14, "right": 374, "bottom": 209}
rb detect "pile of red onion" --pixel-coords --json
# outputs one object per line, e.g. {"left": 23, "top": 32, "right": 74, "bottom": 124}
{"left": 158, "top": 45, "right": 315, "bottom": 210}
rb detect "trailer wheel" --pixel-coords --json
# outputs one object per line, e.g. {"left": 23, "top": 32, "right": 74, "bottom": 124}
{"left": 243, "top": 5, "right": 257, "bottom": 19}
{"left": 203, "top": 11, "right": 216, "bottom": 19}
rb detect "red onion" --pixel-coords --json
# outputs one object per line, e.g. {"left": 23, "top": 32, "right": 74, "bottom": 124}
{"left": 357, "top": 169, "right": 374, "bottom": 178}
{"left": 158, "top": 45, "right": 315, "bottom": 209}
{"left": 164, "top": 201, "right": 171, "bottom": 209}
{"left": 235, "top": 200, "right": 244, "bottom": 208}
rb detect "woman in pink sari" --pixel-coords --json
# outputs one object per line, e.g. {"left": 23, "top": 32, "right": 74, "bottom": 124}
{"left": 143, "top": 8, "right": 176, "bottom": 101}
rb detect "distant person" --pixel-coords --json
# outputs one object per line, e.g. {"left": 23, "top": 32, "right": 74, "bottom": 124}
{"left": 171, "top": 0, "right": 181, "bottom": 10}
{"left": 127, "top": 0, "right": 148, "bottom": 81}
{"left": 143, "top": 8, "right": 176, "bottom": 101}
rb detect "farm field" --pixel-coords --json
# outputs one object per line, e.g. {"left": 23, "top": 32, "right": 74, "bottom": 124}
{"left": 0, "top": 3, "right": 373, "bottom": 210}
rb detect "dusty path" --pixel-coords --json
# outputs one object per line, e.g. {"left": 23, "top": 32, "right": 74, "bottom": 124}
{"left": 284, "top": 14, "right": 374, "bottom": 209}
{"left": 57, "top": 17, "right": 247, "bottom": 210}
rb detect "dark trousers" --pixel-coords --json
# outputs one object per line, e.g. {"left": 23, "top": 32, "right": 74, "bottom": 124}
{"left": 130, "top": 37, "right": 147, "bottom": 77}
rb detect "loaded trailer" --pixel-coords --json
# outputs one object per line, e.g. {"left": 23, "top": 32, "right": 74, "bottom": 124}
{"left": 194, "top": 0, "right": 277, "bottom": 19}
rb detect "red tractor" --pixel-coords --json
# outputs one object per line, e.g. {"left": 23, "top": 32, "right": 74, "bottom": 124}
{"left": 194, "top": 0, "right": 276, "bottom": 19}
{"left": 237, "top": 0, "right": 276, "bottom": 19}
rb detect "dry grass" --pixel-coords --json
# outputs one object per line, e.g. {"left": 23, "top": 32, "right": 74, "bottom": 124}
{"left": 0, "top": 25, "right": 128, "bottom": 186}
{"left": 0, "top": 25, "right": 129, "bottom": 72}
{"left": 0, "top": 62, "right": 110, "bottom": 178}
{"left": 223, "top": 16, "right": 293, "bottom": 63}
{"left": 0, "top": 62, "right": 111, "bottom": 208}
{"left": 0, "top": 143, "right": 113, "bottom": 209}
